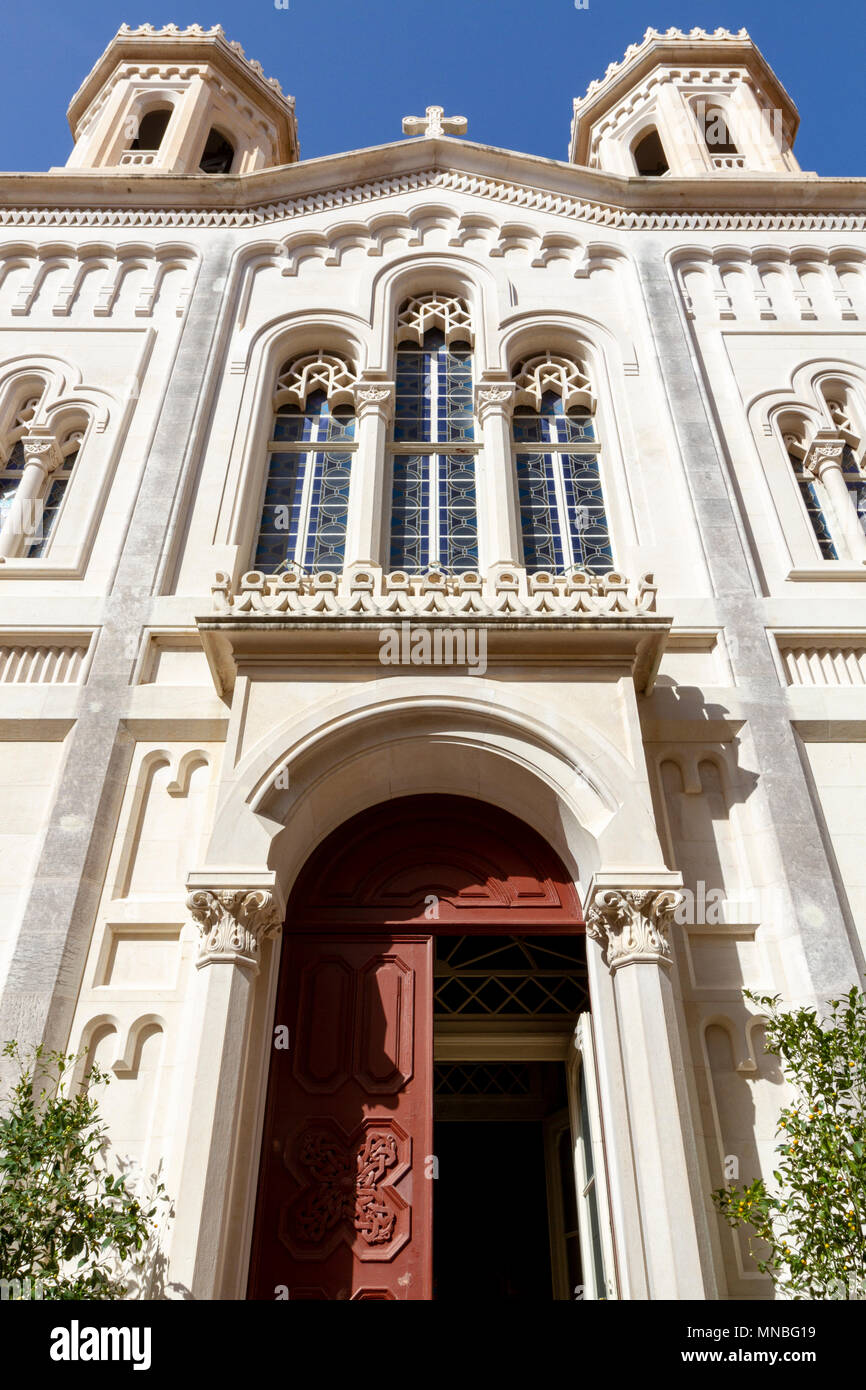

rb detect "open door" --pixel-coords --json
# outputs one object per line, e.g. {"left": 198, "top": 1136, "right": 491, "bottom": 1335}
{"left": 247, "top": 934, "right": 433, "bottom": 1300}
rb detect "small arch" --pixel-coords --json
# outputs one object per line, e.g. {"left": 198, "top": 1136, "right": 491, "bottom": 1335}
{"left": 632, "top": 127, "right": 669, "bottom": 177}
{"left": 199, "top": 127, "right": 236, "bottom": 175}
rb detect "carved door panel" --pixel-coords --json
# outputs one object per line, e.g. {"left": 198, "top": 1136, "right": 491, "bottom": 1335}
{"left": 248, "top": 935, "right": 433, "bottom": 1301}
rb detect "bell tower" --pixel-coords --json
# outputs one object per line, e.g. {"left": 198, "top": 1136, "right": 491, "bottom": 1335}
{"left": 64, "top": 23, "right": 298, "bottom": 175}
{"left": 570, "top": 27, "right": 800, "bottom": 178}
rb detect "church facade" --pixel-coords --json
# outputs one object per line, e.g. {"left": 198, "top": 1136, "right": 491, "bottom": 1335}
{"left": 0, "top": 22, "right": 864, "bottom": 1300}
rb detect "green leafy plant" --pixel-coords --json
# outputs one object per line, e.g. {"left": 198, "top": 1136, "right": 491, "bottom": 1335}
{"left": 0, "top": 1041, "right": 165, "bottom": 1299}
{"left": 713, "top": 987, "right": 866, "bottom": 1299}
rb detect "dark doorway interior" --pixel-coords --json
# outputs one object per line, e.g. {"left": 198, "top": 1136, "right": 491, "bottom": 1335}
{"left": 434, "top": 1119, "right": 551, "bottom": 1300}
{"left": 433, "top": 1060, "right": 572, "bottom": 1301}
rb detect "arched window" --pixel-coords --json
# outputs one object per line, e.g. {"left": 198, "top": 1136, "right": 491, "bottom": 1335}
{"left": 253, "top": 353, "right": 356, "bottom": 573}
{"left": 389, "top": 293, "right": 478, "bottom": 572}
{"left": 782, "top": 419, "right": 838, "bottom": 560}
{"left": 130, "top": 107, "right": 172, "bottom": 152}
{"left": 199, "top": 128, "right": 235, "bottom": 174}
{"left": 633, "top": 128, "right": 668, "bottom": 177}
{"left": 695, "top": 101, "right": 740, "bottom": 159}
{"left": 512, "top": 355, "right": 613, "bottom": 574}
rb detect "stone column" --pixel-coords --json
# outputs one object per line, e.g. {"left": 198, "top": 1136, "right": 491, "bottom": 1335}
{"left": 0, "top": 436, "right": 62, "bottom": 558}
{"left": 585, "top": 874, "right": 713, "bottom": 1299}
{"left": 474, "top": 381, "right": 522, "bottom": 568}
{"left": 345, "top": 381, "right": 394, "bottom": 568}
{"left": 804, "top": 433, "right": 866, "bottom": 564}
{"left": 170, "top": 878, "right": 283, "bottom": 1299}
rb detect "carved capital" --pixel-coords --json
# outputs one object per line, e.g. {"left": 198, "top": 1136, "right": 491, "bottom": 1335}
{"left": 352, "top": 382, "right": 395, "bottom": 420}
{"left": 186, "top": 887, "right": 281, "bottom": 971}
{"left": 585, "top": 887, "right": 683, "bottom": 971}
{"left": 474, "top": 383, "right": 516, "bottom": 424}
{"left": 803, "top": 436, "right": 845, "bottom": 481}
{"left": 22, "top": 436, "right": 63, "bottom": 474}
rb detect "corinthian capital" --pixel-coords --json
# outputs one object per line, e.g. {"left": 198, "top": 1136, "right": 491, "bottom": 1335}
{"left": 585, "top": 886, "right": 683, "bottom": 971}
{"left": 186, "top": 887, "right": 281, "bottom": 971}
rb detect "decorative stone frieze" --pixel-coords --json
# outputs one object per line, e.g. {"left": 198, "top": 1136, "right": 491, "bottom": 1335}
{"left": 586, "top": 886, "right": 684, "bottom": 970}
{"left": 209, "top": 565, "right": 660, "bottom": 621}
{"left": 186, "top": 887, "right": 282, "bottom": 971}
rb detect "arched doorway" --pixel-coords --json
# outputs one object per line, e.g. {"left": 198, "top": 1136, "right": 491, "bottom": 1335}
{"left": 247, "top": 795, "right": 592, "bottom": 1301}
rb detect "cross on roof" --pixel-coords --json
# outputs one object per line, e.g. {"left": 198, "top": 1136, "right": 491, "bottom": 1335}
{"left": 402, "top": 105, "right": 468, "bottom": 139}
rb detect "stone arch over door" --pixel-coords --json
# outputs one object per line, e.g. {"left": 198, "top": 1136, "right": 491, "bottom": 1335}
{"left": 247, "top": 794, "right": 584, "bottom": 1301}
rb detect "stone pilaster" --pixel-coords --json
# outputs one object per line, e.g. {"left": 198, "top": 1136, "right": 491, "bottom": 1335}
{"left": 475, "top": 380, "right": 521, "bottom": 568}
{"left": 585, "top": 874, "right": 714, "bottom": 1298}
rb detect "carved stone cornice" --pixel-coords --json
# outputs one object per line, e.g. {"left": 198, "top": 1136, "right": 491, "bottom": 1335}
{"left": 4, "top": 167, "right": 866, "bottom": 232}
{"left": 186, "top": 887, "right": 282, "bottom": 971}
{"left": 585, "top": 886, "right": 684, "bottom": 971}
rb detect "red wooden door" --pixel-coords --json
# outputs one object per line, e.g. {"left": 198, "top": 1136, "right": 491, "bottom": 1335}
{"left": 248, "top": 934, "right": 433, "bottom": 1301}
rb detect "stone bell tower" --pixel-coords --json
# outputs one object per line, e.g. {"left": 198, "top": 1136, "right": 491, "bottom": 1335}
{"left": 569, "top": 27, "right": 800, "bottom": 178}
{"left": 63, "top": 22, "right": 299, "bottom": 175}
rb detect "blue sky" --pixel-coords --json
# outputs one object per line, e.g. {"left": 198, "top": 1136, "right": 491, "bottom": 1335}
{"left": 1, "top": 0, "right": 862, "bottom": 175}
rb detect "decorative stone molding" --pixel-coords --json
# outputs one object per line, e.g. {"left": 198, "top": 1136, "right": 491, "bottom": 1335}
{"left": 209, "top": 565, "right": 659, "bottom": 621}
{"left": 2, "top": 170, "right": 865, "bottom": 232}
{"left": 586, "top": 886, "right": 684, "bottom": 970}
{"left": 186, "top": 887, "right": 282, "bottom": 971}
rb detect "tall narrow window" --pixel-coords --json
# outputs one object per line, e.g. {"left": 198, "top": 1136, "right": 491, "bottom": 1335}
{"left": 253, "top": 353, "right": 356, "bottom": 574}
{"left": 389, "top": 294, "right": 478, "bottom": 572}
{"left": 512, "top": 355, "right": 613, "bottom": 574}
{"left": 783, "top": 425, "right": 838, "bottom": 560}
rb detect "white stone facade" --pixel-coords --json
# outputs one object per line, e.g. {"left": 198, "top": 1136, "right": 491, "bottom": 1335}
{"left": 0, "top": 24, "right": 864, "bottom": 1301}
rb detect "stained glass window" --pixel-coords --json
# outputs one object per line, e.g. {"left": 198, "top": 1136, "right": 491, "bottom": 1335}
{"left": 514, "top": 392, "right": 613, "bottom": 574}
{"left": 842, "top": 442, "right": 866, "bottom": 536}
{"left": 787, "top": 446, "right": 838, "bottom": 560}
{"left": 254, "top": 388, "right": 355, "bottom": 573}
{"left": 389, "top": 326, "right": 478, "bottom": 572}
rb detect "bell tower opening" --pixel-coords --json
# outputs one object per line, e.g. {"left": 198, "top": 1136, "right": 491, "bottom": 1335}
{"left": 633, "top": 127, "right": 669, "bottom": 177}
{"left": 246, "top": 795, "right": 611, "bottom": 1301}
